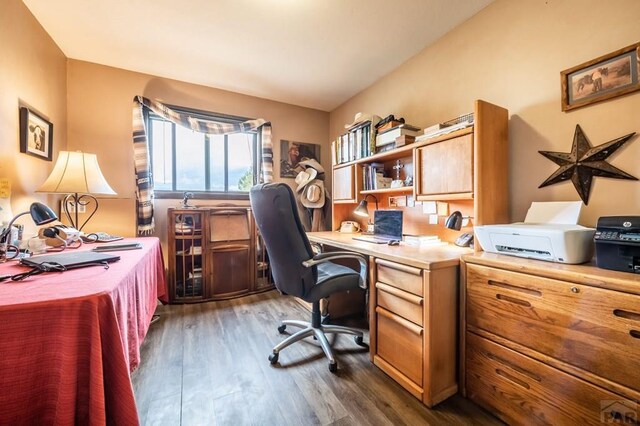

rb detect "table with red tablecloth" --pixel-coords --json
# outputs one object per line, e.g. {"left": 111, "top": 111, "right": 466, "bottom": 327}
{"left": 0, "top": 237, "right": 167, "bottom": 425}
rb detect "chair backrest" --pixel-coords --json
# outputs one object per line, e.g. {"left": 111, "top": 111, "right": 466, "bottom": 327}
{"left": 250, "top": 183, "right": 316, "bottom": 298}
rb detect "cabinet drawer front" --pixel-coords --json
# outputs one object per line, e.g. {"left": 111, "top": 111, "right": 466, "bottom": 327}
{"left": 210, "top": 210, "right": 250, "bottom": 242}
{"left": 467, "top": 264, "right": 640, "bottom": 393}
{"left": 376, "top": 259, "right": 423, "bottom": 296}
{"left": 376, "top": 307, "right": 423, "bottom": 386}
{"left": 333, "top": 165, "right": 355, "bottom": 201}
{"left": 376, "top": 282, "right": 423, "bottom": 326}
{"left": 466, "top": 333, "right": 638, "bottom": 426}
{"left": 417, "top": 133, "right": 473, "bottom": 196}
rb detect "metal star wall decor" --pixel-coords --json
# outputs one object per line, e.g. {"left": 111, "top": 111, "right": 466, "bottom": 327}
{"left": 538, "top": 124, "right": 637, "bottom": 205}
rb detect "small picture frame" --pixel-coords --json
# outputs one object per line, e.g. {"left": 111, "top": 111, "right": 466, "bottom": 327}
{"left": 19, "top": 107, "right": 53, "bottom": 161}
{"left": 561, "top": 42, "right": 640, "bottom": 112}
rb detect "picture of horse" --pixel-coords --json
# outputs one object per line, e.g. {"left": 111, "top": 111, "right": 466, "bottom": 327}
{"left": 561, "top": 43, "right": 640, "bottom": 112}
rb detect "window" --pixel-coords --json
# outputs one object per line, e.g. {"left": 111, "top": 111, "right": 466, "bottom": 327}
{"left": 147, "top": 107, "right": 258, "bottom": 198}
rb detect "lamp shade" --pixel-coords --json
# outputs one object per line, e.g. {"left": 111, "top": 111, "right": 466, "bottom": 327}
{"left": 445, "top": 211, "right": 463, "bottom": 231}
{"left": 37, "top": 151, "right": 116, "bottom": 195}
{"left": 353, "top": 200, "right": 370, "bottom": 218}
{"left": 30, "top": 202, "right": 58, "bottom": 225}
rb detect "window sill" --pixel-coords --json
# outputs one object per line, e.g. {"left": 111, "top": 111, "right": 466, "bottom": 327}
{"left": 154, "top": 191, "right": 249, "bottom": 201}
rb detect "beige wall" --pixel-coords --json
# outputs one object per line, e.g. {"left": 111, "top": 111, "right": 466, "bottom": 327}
{"left": 0, "top": 0, "right": 67, "bottom": 237}
{"left": 329, "top": 0, "right": 640, "bottom": 226}
{"left": 66, "top": 60, "right": 329, "bottom": 247}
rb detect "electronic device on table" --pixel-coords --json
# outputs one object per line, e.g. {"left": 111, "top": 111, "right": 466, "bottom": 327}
{"left": 595, "top": 216, "right": 640, "bottom": 274}
{"left": 352, "top": 210, "right": 403, "bottom": 244}
{"left": 81, "top": 232, "right": 124, "bottom": 243}
{"left": 20, "top": 251, "right": 120, "bottom": 269}
{"left": 339, "top": 221, "right": 360, "bottom": 233}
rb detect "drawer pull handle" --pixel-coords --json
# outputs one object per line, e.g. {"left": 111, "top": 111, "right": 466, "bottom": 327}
{"left": 495, "top": 368, "right": 530, "bottom": 390}
{"left": 487, "top": 280, "right": 542, "bottom": 297}
{"left": 496, "top": 294, "right": 532, "bottom": 307}
{"left": 376, "top": 282, "right": 423, "bottom": 305}
{"left": 614, "top": 309, "right": 640, "bottom": 322}
{"left": 631, "top": 330, "right": 640, "bottom": 339}
{"left": 486, "top": 352, "right": 541, "bottom": 382}
{"left": 375, "top": 259, "right": 422, "bottom": 276}
{"left": 376, "top": 307, "right": 423, "bottom": 336}
{"left": 571, "top": 287, "right": 579, "bottom": 293}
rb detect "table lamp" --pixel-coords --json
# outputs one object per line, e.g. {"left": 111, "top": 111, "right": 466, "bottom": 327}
{"left": 37, "top": 151, "right": 116, "bottom": 231}
{"left": 0, "top": 202, "right": 58, "bottom": 243}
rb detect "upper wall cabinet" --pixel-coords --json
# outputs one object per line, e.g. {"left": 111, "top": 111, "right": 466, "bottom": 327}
{"left": 414, "top": 100, "right": 509, "bottom": 227}
{"left": 415, "top": 132, "right": 473, "bottom": 199}
{"left": 333, "top": 164, "right": 359, "bottom": 203}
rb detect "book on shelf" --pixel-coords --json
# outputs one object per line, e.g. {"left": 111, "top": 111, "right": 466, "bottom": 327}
{"left": 335, "top": 116, "right": 381, "bottom": 165}
{"left": 375, "top": 124, "right": 421, "bottom": 148}
{"left": 418, "top": 112, "right": 475, "bottom": 141}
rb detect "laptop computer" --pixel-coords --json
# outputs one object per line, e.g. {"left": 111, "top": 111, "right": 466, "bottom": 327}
{"left": 352, "top": 210, "right": 403, "bottom": 244}
{"left": 20, "top": 251, "right": 121, "bottom": 269}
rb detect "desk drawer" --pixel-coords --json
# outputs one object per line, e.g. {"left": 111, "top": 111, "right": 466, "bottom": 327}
{"left": 376, "top": 259, "right": 423, "bottom": 296}
{"left": 467, "top": 264, "right": 640, "bottom": 393}
{"left": 376, "top": 306, "right": 423, "bottom": 386}
{"left": 466, "top": 332, "right": 638, "bottom": 426}
{"left": 376, "top": 282, "right": 423, "bottom": 326}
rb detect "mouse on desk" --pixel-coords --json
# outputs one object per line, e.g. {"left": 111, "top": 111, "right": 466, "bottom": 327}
{"left": 387, "top": 240, "right": 400, "bottom": 246}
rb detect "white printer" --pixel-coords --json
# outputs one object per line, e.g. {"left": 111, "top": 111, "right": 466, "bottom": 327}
{"left": 474, "top": 202, "right": 595, "bottom": 264}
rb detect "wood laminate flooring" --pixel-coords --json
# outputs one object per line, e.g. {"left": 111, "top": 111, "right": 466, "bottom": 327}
{"left": 132, "top": 291, "right": 501, "bottom": 425}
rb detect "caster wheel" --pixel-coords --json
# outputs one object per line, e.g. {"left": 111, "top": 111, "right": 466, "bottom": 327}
{"left": 328, "top": 362, "right": 338, "bottom": 373}
{"left": 268, "top": 353, "right": 279, "bottom": 364}
{"left": 277, "top": 324, "right": 286, "bottom": 334}
{"left": 354, "top": 335, "right": 366, "bottom": 347}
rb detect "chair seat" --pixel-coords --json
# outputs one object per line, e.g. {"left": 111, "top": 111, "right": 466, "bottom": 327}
{"left": 303, "top": 262, "right": 362, "bottom": 302}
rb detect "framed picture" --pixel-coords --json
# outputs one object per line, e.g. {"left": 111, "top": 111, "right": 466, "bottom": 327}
{"left": 561, "top": 42, "right": 640, "bottom": 111}
{"left": 280, "top": 139, "right": 321, "bottom": 178}
{"left": 19, "top": 107, "right": 53, "bottom": 160}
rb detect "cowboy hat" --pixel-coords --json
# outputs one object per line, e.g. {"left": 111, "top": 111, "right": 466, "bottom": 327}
{"left": 300, "top": 179, "right": 325, "bottom": 208}
{"left": 295, "top": 168, "right": 317, "bottom": 192}
{"left": 344, "top": 112, "right": 381, "bottom": 130}
{"left": 298, "top": 158, "right": 325, "bottom": 174}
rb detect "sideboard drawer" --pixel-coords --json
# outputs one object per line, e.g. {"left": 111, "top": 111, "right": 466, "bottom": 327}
{"left": 467, "top": 263, "right": 640, "bottom": 393}
{"left": 466, "top": 332, "right": 638, "bottom": 425}
{"left": 376, "top": 259, "right": 423, "bottom": 296}
{"left": 376, "top": 282, "right": 423, "bottom": 326}
{"left": 376, "top": 306, "right": 423, "bottom": 386}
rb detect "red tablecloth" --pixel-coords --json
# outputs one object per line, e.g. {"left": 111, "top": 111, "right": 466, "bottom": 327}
{"left": 0, "top": 237, "right": 167, "bottom": 425}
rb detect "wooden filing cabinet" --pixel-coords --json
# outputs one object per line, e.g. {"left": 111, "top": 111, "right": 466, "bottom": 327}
{"left": 370, "top": 258, "right": 459, "bottom": 407}
{"left": 461, "top": 253, "right": 640, "bottom": 425}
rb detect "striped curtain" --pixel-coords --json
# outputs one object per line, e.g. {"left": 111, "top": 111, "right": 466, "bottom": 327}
{"left": 132, "top": 96, "right": 273, "bottom": 234}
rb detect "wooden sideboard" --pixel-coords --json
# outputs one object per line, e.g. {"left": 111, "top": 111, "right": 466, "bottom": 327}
{"left": 461, "top": 253, "right": 640, "bottom": 425}
{"left": 167, "top": 207, "right": 274, "bottom": 303}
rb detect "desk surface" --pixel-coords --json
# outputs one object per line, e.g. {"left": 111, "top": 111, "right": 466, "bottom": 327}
{"left": 307, "top": 231, "right": 472, "bottom": 270}
{"left": 0, "top": 237, "right": 166, "bottom": 425}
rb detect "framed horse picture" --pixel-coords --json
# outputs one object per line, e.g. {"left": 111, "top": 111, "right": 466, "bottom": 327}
{"left": 19, "top": 107, "right": 53, "bottom": 161}
{"left": 561, "top": 42, "right": 640, "bottom": 111}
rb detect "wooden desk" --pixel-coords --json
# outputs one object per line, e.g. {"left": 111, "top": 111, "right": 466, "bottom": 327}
{"left": 0, "top": 238, "right": 166, "bottom": 425}
{"left": 307, "top": 231, "right": 471, "bottom": 407}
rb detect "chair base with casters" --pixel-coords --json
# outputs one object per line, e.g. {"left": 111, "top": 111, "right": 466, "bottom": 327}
{"left": 269, "top": 299, "right": 367, "bottom": 372}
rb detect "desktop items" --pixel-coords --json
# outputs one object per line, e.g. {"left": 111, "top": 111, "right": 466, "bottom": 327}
{"left": 595, "top": 216, "right": 640, "bottom": 273}
{"left": 37, "top": 151, "right": 116, "bottom": 231}
{"left": 353, "top": 194, "right": 378, "bottom": 233}
{"left": 352, "top": 210, "right": 403, "bottom": 244}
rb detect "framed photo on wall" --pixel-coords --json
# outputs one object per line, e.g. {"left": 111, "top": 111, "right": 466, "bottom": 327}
{"left": 19, "top": 107, "right": 53, "bottom": 161}
{"left": 280, "top": 139, "right": 321, "bottom": 178}
{"left": 561, "top": 42, "right": 640, "bottom": 111}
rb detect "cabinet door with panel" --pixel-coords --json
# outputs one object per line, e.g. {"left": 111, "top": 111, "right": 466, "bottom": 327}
{"left": 333, "top": 164, "right": 357, "bottom": 203}
{"left": 415, "top": 132, "right": 473, "bottom": 200}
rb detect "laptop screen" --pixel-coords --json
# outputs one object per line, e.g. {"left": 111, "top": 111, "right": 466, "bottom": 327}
{"left": 374, "top": 210, "right": 403, "bottom": 239}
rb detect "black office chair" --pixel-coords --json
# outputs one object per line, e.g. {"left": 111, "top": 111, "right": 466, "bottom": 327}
{"left": 250, "top": 183, "right": 368, "bottom": 373}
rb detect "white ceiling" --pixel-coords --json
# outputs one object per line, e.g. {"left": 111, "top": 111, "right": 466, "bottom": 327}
{"left": 23, "top": 0, "right": 492, "bottom": 111}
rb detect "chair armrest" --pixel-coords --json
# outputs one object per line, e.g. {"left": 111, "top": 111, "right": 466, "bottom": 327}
{"left": 302, "top": 251, "right": 368, "bottom": 289}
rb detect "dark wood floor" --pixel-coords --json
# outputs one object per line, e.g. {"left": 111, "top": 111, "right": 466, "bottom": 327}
{"left": 132, "top": 291, "right": 501, "bottom": 425}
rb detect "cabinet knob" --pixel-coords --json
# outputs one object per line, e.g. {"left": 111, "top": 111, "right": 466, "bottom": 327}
{"left": 571, "top": 286, "right": 580, "bottom": 294}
